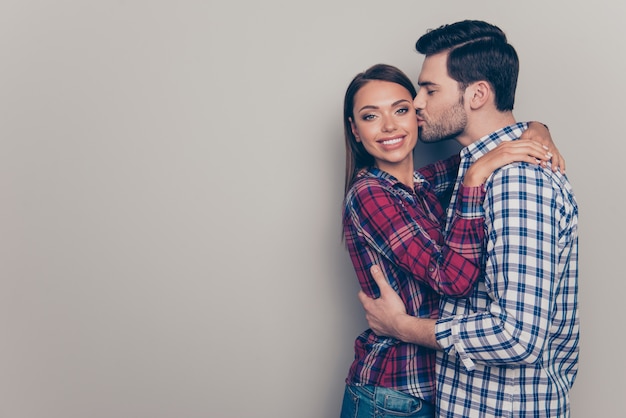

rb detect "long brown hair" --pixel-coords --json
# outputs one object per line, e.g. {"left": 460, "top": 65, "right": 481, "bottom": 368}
{"left": 343, "top": 64, "right": 417, "bottom": 197}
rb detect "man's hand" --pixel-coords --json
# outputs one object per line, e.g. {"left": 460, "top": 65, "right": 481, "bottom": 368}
{"left": 358, "top": 265, "right": 408, "bottom": 339}
{"left": 358, "top": 265, "right": 441, "bottom": 349}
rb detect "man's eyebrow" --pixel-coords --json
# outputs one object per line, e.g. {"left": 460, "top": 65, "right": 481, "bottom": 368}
{"left": 417, "top": 81, "right": 437, "bottom": 87}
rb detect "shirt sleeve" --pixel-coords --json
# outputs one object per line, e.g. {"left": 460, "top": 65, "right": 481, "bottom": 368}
{"left": 347, "top": 178, "right": 485, "bottom": 297}
{"left": 417, "top": 154, "right": 461, "bottom": 199}
{"left": 435, "top": 164, "right": 560, "bottom": 369}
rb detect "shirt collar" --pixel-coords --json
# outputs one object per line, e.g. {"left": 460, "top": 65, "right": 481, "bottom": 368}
{"left": 358, "top": 167, "right": 426, "bottom": 190}
{"left": 460, "top": 122, "right": 529, "bottom": 161}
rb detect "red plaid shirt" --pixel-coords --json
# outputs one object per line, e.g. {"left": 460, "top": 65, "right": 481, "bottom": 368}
{"left": 343, "top": 155, "right": 485, "bottom": 401}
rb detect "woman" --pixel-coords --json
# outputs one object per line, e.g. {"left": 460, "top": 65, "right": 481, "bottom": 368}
{"left": 340, "top": 64, "right": 561, "bottom": 417}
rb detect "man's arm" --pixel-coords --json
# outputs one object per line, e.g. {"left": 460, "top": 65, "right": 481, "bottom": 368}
{"left": 358, "top": 265, "right": 440, "bottom": 350}
{"left": 435, "top": 165, "right": 561, "bottom": 367}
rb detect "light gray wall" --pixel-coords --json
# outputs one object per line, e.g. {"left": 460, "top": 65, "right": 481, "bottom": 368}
{"left": 1, "top": 1, "right": 622, "bottom": 417}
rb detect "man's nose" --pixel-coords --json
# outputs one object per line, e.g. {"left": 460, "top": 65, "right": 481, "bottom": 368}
{"left": 413, "top": 94, "right": 424, "bottom": 111}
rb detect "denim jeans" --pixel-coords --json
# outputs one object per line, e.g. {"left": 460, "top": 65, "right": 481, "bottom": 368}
{"left": 340, "top": 384, "right": 435, "bottom": 418}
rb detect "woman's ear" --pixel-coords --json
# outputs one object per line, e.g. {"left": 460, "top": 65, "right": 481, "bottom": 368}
{"left": 349, "top": 117, "right": 361, "bottom": 142}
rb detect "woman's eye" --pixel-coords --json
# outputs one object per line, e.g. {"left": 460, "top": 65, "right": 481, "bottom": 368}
{"left": 361, "top": 114, "right": 376, "bottom": 121}
{"left": 396, "top": 107, "right": 409, "bottom": 115}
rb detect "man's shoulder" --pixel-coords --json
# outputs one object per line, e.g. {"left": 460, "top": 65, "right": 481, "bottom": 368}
{"left": 485, "top": 163, "right": 577, "bottom": 208}
{"left": 489, "top": 161, "right": 572, "bottom": 186}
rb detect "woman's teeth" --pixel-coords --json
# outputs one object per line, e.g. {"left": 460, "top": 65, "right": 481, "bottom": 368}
{"left": 381, "top": 138, "right": 402, "bottom": 145}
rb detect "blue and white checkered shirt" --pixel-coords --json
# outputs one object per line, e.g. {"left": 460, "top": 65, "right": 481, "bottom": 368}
{"left": 435, "top": 123, "right": 579, "bottom": 417}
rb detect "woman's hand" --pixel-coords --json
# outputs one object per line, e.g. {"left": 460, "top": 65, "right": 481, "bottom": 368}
{"left": 521, "top": 122, "right": 566, "bottom": 173}
{"left": 464, "top": 140, "right": 555, "bottom": 187}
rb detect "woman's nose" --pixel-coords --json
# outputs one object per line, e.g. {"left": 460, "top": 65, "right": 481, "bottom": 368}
{"left": 381, "top": 115, "right": 396, "bottom": 132}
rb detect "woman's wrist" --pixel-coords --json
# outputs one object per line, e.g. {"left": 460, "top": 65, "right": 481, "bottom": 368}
{"left": 463, "top": 166, "right": 488, "bottom": 187}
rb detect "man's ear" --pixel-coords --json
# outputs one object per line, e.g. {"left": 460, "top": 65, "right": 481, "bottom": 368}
{"left": 349, "top": 117, "right": 361, "bottom": 142}
{"left": 465, "top": 81, "right": 491, "bottom": 110}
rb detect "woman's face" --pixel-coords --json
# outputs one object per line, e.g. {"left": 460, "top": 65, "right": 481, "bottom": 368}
{"left": 350, "top": 80, "right": 417, "bottom": 176}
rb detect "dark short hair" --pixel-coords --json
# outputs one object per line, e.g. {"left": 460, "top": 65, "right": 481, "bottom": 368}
{"left": 343, "top": 64, "right": 417, "bottom": 196}
{"left": 416, "top": 20, "right": 518, "bottom": 111}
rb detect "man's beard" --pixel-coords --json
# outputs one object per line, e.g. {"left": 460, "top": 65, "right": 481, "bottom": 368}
{"left": 418, "top": 99, "right": 467, "bottom": 143}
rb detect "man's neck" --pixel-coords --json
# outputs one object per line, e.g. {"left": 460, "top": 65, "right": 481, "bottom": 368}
{"left": 456, "top": 111, "right": 516, "bottom": 147}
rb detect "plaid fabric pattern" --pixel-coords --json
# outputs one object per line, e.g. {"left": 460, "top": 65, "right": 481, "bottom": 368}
{"left": 343, "top": 155, "right": 486, "bottom": 402}
{"left": 435, "top": 123, "right": 579, "bottom": 417}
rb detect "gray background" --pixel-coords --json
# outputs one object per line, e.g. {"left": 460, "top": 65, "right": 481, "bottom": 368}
{"left": 1, "top": 1, "right": 622, "bottom": 417}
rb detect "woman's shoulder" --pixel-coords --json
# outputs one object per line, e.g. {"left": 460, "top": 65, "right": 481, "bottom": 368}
{"left": 348, "top": 169, "right": 394, "bottom": 195}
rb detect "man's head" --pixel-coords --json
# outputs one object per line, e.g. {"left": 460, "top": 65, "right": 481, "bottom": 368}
{"left": 413, "top": 20, "right": 519, "bottom": 144}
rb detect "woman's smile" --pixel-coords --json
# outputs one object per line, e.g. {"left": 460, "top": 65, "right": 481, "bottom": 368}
{"left": 378, "top": 136, "right": 405, "bottom": 147}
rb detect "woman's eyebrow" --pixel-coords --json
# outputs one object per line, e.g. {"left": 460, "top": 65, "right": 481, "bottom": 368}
{"left": 358, "top": 99, "right": 411, "bottom": 113}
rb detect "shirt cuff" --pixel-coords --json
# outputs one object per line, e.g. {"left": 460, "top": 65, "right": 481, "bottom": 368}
{"left": 455, "top": 184, "right": 485, "bottom": 219}
{"left": 436, "top": 315, "right": 476, "bottom": 371}
{"left": 435, "top": 315, "right": 454, "bottom": 350}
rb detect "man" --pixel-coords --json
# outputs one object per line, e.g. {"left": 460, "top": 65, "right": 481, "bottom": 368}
{"left": 359, "top": 20, "right": 579, "bottom": 417}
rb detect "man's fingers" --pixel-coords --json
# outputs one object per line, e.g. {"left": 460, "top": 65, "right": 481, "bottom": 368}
{"left": 357, "top": 290, "right": 369, "bottom": 304}
{"left": 370, "top": 264, "right": 385, "bottom": 284}
{"left": 370, "top": 264, "right": 393, "bottom": 295}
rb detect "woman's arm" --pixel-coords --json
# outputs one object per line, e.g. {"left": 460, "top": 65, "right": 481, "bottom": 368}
{"left": 464, "top": 139, "right": 554, "bottom": 187}
{"left": 345, "top": 177, "right": 485, "bottom": 297}
{"left": 417, "top": 154, "right": 461, "bottom": 198}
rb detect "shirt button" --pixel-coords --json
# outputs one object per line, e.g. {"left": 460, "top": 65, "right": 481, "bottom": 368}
{"left": 429, "top": 266, "right": 435, "bottom": 272}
